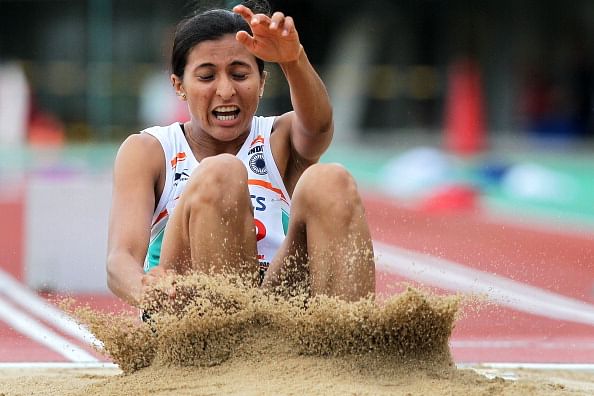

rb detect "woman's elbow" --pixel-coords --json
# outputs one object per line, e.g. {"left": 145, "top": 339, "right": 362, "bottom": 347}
{"left": 105, "top": 253, "right": 118, "bottom": 293}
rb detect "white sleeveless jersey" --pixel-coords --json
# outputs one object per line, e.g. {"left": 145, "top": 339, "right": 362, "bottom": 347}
{"left": 141, "top": 116, "right": 291, "bottom": 277}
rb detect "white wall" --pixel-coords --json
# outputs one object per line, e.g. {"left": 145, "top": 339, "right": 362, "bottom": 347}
{"left": 25, "top": 173, "right": 112, "bottom": 293}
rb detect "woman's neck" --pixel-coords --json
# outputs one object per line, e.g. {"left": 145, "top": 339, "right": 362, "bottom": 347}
{"left": 183, "top": 122, "right": 250, "bottom": 161}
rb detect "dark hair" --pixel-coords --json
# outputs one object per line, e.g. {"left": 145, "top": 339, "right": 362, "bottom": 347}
{"left": 171, "top": 1, "right": 270, "bottom": 79}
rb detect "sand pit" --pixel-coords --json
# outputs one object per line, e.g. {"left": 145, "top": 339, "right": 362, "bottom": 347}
{"left": 2, "top": 358, "right": 593, "bottom": 395}
{"left": 1, "top": 274, "right": 592, "bottom": 395}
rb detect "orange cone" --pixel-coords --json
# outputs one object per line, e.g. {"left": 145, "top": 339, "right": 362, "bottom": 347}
{"left": 418, "top": 184, "right": 479, "bottom": 214}
{"left": 444, "top": 58, "right": 486, "bottom": 155}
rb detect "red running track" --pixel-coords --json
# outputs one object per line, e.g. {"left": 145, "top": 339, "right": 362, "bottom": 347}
{"left": 0, "top": 194, "right": 593, "bottom": 364}
{"left": 366, "top": 194, "right": 594, "bottom": 364}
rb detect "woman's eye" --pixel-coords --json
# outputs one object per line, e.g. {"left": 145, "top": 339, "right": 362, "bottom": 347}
{"left": 198, "top": 75, "right": 214, "bottom": 81}
{"left": 232, "top": 74, "right": 247, "bottom": 80}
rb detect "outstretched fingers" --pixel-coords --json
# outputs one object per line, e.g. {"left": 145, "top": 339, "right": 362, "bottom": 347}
{"left": 233, "top": 5, "right": 301, "bottom": 63}
{"left": 235, "top": 30, "right": 253, "bottom": 47}
{"left": 233, "top": 4, "right": 270, "bottom": 28}
{"left": 234, "top": 5, "right": 296, "bottom": 37}
{"left": 232, "top": 4, "right": 253, "bottom": 21}
{"left": 270, "top": 12, "right": 295, "bottom": 36}
{"left": 269, "top": 11, "right": 284, "bottom": 30}
{"left": 234, "top": 5, "right": 269, "bottom": 46}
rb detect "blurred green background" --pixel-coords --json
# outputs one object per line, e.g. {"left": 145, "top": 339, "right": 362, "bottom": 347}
{"left": 1, "top": 0, "right": 593, "bottom": 141}
{"left": 1, "top": 0, "right": 593, "bottom": 227}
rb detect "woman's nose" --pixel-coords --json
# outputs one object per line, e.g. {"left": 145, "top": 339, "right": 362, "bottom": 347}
{"left": 216, "top": 77, "right": 236, "bottom": 100}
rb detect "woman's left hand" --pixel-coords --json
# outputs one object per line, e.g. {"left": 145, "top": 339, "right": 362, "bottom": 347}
{"left": 233, "top": 5, "right": 302, "bottom": 64}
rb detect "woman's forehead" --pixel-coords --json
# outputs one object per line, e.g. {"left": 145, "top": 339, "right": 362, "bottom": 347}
{"left": 186, "top": 35, "right": 256, "bottom": 69}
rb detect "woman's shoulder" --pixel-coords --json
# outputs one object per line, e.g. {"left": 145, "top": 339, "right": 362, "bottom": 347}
{"left": 120, "top": 122, "right": 183, "bottom": 151}
{"left": 268, "top": 112, "right": 294, "bottom": 143}
{"left": 116, "top": 129, "right": 165, "bottom": 169}
{"left": 120, "top": 130, "right": 161, "bottom": 152}
{"left": 141, "top": 122, "right": 182, "bottom": 140}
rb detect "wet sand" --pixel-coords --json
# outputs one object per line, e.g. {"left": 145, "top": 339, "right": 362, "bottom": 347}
{"left": 1, "top": 274, "right": 591, "bottom": 395}
{"left": 2, "top": 359, "right": 592, "bottom": 395}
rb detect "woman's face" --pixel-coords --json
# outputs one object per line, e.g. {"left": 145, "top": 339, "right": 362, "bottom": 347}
{"left": 172, "top": 34, "right": 265, "bottom": 142}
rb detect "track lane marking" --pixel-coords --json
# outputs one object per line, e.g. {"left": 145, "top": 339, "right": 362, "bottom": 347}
{"left": 374, "top": 241, "right": 594, "bottom": 326}
{"left": 0, "top": 296, "right": 98, "bottom": 362}
{"left": 451, "top": 339, "right": 594, "bottom": 349}
{"left": 0, "top": 269, "right": 102, "bottom": 349}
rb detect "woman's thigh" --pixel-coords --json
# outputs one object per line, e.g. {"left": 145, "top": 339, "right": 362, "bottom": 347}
{"left": 263, "top": 163, "right": 375, "bottom": 300}
{"left": 159, "top": 154, "right": 259, "bottom": 281}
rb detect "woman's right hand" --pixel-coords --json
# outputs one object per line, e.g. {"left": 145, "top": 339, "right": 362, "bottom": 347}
{"left": 141, "top": 265, "right": 177, "bottom": 300}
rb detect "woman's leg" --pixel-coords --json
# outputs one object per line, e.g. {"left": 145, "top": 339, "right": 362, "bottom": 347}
{"left": 158, "top": 154, "right": 259, "bottom": 284}
{"left": 263, "top": 163, "right": 375, "bottom": 301}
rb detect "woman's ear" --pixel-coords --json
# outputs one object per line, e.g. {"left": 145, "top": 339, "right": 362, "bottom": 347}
{"left": 171, "top": 74, "right": 186, "bottom": 100}
{"left": 259, "top": 71, "right": 268, "bottom": 98}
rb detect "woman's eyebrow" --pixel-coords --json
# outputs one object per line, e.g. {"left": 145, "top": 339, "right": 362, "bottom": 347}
{"left": 192, "top": 60, "right": 252, "bottom": 71}
{"left": 229, "top": 60, "right": 252, "bottom": 68}
{"left": 193, "top": 62, "right": 216, "bottom": 70}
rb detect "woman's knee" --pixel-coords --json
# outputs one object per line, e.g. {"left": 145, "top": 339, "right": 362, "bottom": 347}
{"left": 300, "top": 163, "right": 358, "bottom": 198}
{"left": 184, "top": 154, "right": 249, "bottom": 210}
{"left": 293, "top": 163, "right": 363, "bottom": 219}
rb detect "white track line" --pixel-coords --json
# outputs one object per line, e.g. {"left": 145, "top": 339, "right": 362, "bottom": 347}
{"left": 0, "top": 269, "right": 102, "bottom": 349}
{"left": 0, "top": 296, "right": 98, "bottom": 362}
{"left": 457, "top": 362, "right": 594, "bottom": 371}
{"left": 0, "top": 361, "right": 591, "bottom": 372}
{"left": 374, "top": 241, "right": 594, "bottom": 326}
{"left": 0, "top": 362, "right": 117, "bottom": 369}
{"left": 451, "top": 339, "right": 594, "bottom": 349}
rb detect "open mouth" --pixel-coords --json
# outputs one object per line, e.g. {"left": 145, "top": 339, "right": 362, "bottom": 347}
{"left": 212, "top": 106, "right": 240, "bottom": 121}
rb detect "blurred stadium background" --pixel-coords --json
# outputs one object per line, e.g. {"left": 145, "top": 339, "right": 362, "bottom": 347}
{"left": 0, "top": 0, "right": 593, "bottom": 342}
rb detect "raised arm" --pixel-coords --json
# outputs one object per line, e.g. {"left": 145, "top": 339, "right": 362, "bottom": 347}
{"left": 106, "top": 133, "right": 163, "bottom": 306}
{"left": 233, "top": 5, "right": 333, "bottom": 162}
